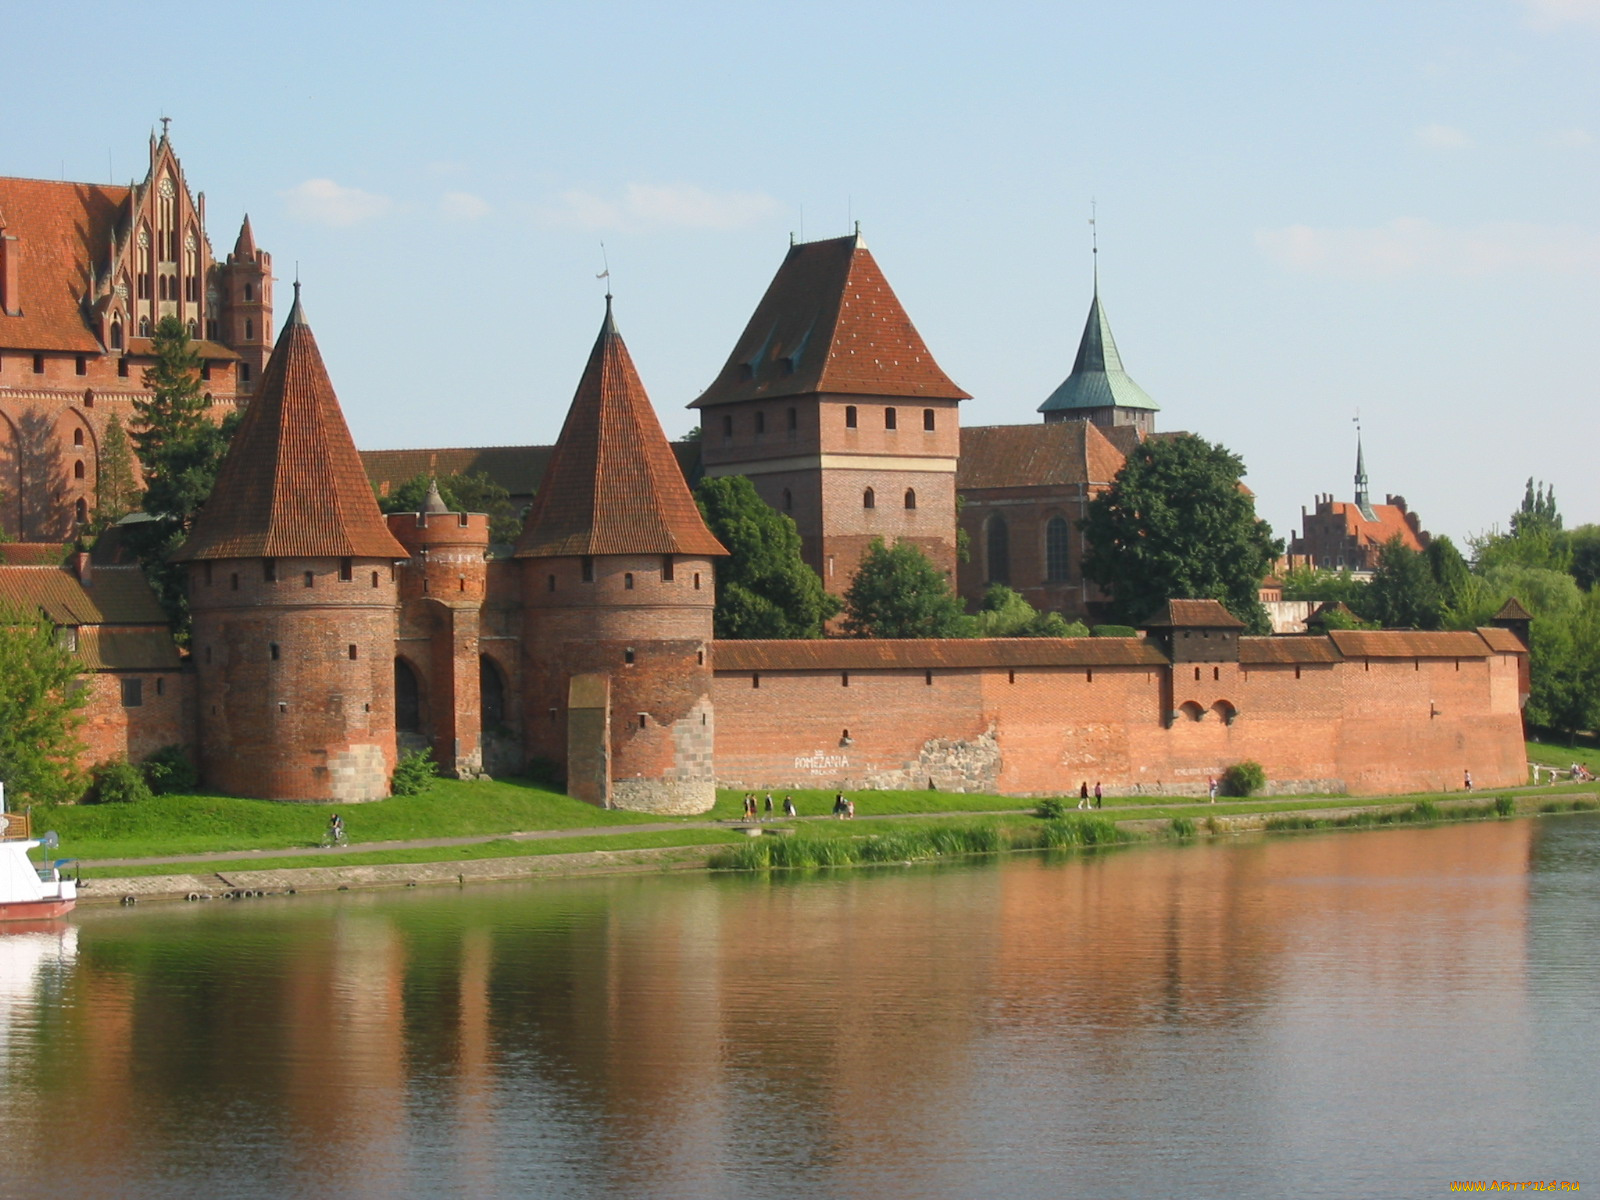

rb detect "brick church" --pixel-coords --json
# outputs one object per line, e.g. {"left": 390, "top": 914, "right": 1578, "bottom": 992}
{"left": 0, "top": 131, "right": 1531, "bottom": 807}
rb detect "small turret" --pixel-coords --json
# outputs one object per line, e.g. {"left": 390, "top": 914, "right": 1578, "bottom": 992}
{"left": 220, "top": 213, "right": 271, "bottom": 393}
{"left": 517, "top": 297, "right": 726, "bottom": 813}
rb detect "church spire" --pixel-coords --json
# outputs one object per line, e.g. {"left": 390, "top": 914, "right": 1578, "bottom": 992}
{"left": 1038, "top": 256, "right": 1158, "bottom": 423}
{"left": 1354, "top": 426, "right": 1372, "bottom": 515}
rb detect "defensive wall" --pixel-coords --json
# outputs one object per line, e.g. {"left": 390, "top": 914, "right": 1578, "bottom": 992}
{"left": 710, "top": 628, "right": 1528, "bottom": 797}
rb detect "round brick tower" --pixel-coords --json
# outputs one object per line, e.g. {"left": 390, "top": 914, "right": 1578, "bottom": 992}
{"left": 387, "top": 482, "right": 493, "bottom": 778}
{"left": 173, "top": 286, "right": 410, "bottom": 801}
{"left": 515, "top": 298, "right": 726, "bottom": 814}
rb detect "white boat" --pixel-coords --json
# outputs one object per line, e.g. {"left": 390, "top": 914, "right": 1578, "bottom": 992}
{"left": 0, "top": 784, "right": 76, "bottom": 922}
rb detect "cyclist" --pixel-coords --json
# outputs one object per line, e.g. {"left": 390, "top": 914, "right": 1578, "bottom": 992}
{"left": 326, "top": 813, "right": 346, "bottom": 846}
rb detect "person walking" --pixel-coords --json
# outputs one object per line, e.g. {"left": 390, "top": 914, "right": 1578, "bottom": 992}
{"left": 1208, "top": 776, "right": 1218, "bottom": 803}
{"left": 1464, "top": 770, "right": 1473, "bottom": 792}
{"left": 783, "top": 795, "right": 797, "bottom": 817}
{"left": 764, "top": 793, "right": 774, "bottom": 818}
{"left": 1079, "top": 781, "right": 1090, "bottom": 810}
{"left": 1094, "top": 782, "right": 1103, "bottom": 809}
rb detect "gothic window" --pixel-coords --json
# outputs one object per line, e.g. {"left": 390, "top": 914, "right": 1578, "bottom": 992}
{"left": 75, "top": 499, "right": 87, "bottom": 524}
{"left": 73, "top": 429, "right": 84, "bottom": 446}
{"left": 140, "top": 317, "right": 150, "bottom": 337}
{"left": 395, "top": 659, "right": 423, "bottom": 733}
{"left": 904, "top": 488, "right": 916, "bottom": 510}
{"left": 1046, "top": 516, "right": 1071, "bottom": 582}
{"left": 863, "top": 487, "right": 875, "bottom": 509}
{"left": 244, "top": 282, "right": 254, "bottom": 302}
{"left": 110, "top": 321, "right": 123, "bottom": 349}
{"left": 986, "top": 515, "right": 1011, "bottom": 585}
{"left": 245, "top": 318, "right": 254, "bottom": 341}
{"left": 73, "top": 461, "right": 85, "bottom": 480}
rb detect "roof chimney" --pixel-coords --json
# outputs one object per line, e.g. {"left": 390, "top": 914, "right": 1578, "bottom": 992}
{"left": 74, "top": 549, "right": 92, "bottom": 587}
{"left": 0, "top": 227, "right": 18, "bottom": 317}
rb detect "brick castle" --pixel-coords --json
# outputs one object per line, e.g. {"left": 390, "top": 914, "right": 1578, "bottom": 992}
{"left": 0, "top": 134, "right": 1530, "bottom": 807}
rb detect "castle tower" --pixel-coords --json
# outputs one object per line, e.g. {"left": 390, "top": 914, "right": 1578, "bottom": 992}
{"left": 692, "top": 231, "right": 968, "bottom": 595}
{"left": 173, "top": 285, "right": 409, "bottom": 801}
{"left": 219, "top": 215, "right": 272, "bottom": 395}
{"left": 387, "top": 480, "right": 493, "bottom": 779}
{"left": 1037, "top": 266, "right": 1158, "bottom": 434}
{"left": 515, "top": 298, "right": 726, "bottom": 813}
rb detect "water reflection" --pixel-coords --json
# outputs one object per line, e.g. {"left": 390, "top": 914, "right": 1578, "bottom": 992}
{"left": 1, "top": 817, "right": 1595, "bottom": 1199}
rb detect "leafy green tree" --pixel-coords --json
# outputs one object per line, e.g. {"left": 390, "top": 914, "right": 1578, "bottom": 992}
{"left": 378, "top": 471, "right": 522, "bottom": 546}
{"left": 93, "top": 412, "right": 141, "bottom": 532}
{"left": 694, "top": 475, "right": 838, "bottom": 638}
{"left": 1365, "top": 537, "right": 1444, "bottom": 629}
{"left": 969, "top": 584, "right": 1089, "bottom": 637}
{"left": 1473, "top": 478, "right": 1571, "bottom": 574}
{"left": 1568, "top": 524, "right": 1600, "bottom": 591}
{"left": 1279, "top": 564, "right": 1369, "bottom": 608}
{"left": 1079, "top": 434, "right": 1281, "bottom": 633}
{"left": 0, "top": 602, "right": 87, "bottom": 806}
{"left": 842, "top": 536, "right": 968, "bottom": 638}
{"left": 1425, "top": 536, "right": 1474, "bottom": 616}
{"left": 1525, "top": 590, "right": 1600, "bottom": 743}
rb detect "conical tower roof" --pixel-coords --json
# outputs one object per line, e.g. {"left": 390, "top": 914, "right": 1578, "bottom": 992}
{"left": 515, "top": 299, "right": 726, "bottom": 559}
{"left": 692, "top": 232, "right": 968, "bottom": 408}
{"left": 232, "top": 214, "right": 257, "bottom": 259}
{"left": 1038, "top": 284, "right": 1158, "bottom": 415}
{"left": 173, "top": 287, "right": 407, "bottom": 562}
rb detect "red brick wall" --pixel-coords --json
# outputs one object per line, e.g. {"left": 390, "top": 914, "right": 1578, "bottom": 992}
{"left": 77, "top": 670, "right": 193, "bottom": 769}
{"left": 956, "top": 485, "right": 1109, "bottom": 618}
{"left": 713, "top": 645, "right": 1527, "bottom": 797}
{"left": 188, "top": 555, "right": 400, "bottom": 801}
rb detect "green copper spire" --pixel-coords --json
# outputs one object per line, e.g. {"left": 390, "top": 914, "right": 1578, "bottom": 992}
{"left": 1038, "top": 278, "right": 1158, "bottom": 417}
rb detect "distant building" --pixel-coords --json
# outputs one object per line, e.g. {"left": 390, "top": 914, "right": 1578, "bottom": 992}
{"left": 1288, "top": 438, "right": 1430, "bottom": 571}
{"left": 0, "top": 126, "right": 270, "bottom": 540}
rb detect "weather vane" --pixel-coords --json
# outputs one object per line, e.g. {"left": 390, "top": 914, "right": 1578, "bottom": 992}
{"left": 596, "top": 242, "right": 611, "bottom": 299}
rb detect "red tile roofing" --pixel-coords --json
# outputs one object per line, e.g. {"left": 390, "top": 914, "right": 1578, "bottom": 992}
{"left": 1321, "top": 501, "right": 1426, "bottom": 553}
{"left": 713, "top": 637, "right": 1167, "bottom": 672}
{"left": 0, "top": 563, "right": 168, "bottom": 625}
{"left": 515, "top": 301, "right": 726, "bottom": 559}
{"left": 692, "top": 234, "right": 969, "bottom": 408}
{"left": 958, "top": 421, "right": 1127, "bottom": 490}
{"left": 1476, "top": 626, "right": 1527, "bottom": 654}
{"left": 0, "top": 542, "right": 71, "bottom": 566}
{"left": 1142, "top": 599, "right": 1247, "bottom": 629}
{"left": 0, "top": 176, "right": 129, "bottom": 352}
{"left": 173, "top": 291, "right": 407, "bottom": 562}
{"left": 1238, "top": 637, "right": 1343, "bottom": 664}
{"left": 1328, "top": 629, "right": 1494, "bottom": 658}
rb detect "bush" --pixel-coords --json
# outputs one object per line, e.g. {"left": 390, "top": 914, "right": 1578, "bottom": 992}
{"left": 1170, "top": 816, "right": 1196, "bottom": 838}
{"left": 1221, "top": 761, "right": 1267, "bottom": 797}
{"left": 1092, "top": 624, "right": 1138, "bottom": 638}
{"left": 142, "top": 744, "right": 198, "bottom": 795}
{"left": 1035, "top": 797, "right": 1072, "bottom": 820}
{"left": 391, "top": 748, "right": 439, "bottom": 796}
{"left": 90, "top": 759, "right": 153, "bottom": 805}
{"left": 1494, "top": 794, "right": 1516, "bottom": 817}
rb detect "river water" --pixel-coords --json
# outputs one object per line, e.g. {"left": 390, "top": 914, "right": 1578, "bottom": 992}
{"left": 1, "top": 815, "right": 1596, "bottom": 1199}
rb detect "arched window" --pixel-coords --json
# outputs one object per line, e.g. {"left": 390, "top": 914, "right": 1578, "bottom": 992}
{"left": 884, "top": 407, "right": 897, "bottom": 430}
{"left": 244, "top": 282, "right": 254, "bottom": 302}
{"left": 73, "top": 461, "right": 85, "bottom": 480}
{"left": 395, "top": 659, "right": 423, "bottom": 733}
{"left": 481, "top": 656, "right": 507, "bottom": 729}
{"left": 923, "top": 408, "right": 935, "bottom": 431}
{"left": 74, "top": 499, "right": 88, "bottom": 524}
{"left": 782, "top": 488, "right": 793, "bottom": 511}
{"left": 110, "top": 322, "right": 123, "bottom": 350}
{"left": 863, "top": 487, "right": 875, "bottom": 509}
{"left": 986, "top": 515, "right": 1010, "bottom": 585}
{"left": 245, "top": 318, "right": 254, "bottom": 341}
{"left": 73, "top": 429, "right": 84, "bottom": 446}
{"left": 1212, "top": 699, "right": 1237, "bottom": 725}
{"left": 844, "top": 405, "right": 858, "bottom": 428}
{"left": 1179, "top": 701, "right": 1205, "bottom": 723}
{"left": 140, "top": 317, "right": 151, "bottom": 337}
{"left": 1046, "top": 516, "right": 1071, "bottom": 582}
{"left": 904, "top": 488, "right": 916, "bottom": 510}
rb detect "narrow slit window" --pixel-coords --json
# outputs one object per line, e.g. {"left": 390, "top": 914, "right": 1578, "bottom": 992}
{"left": 339, "top": 558, "right": 353, "bottom": 582}
{"left": 923, "top": 408, "right": 935, "bottom": 431}
{"left": 863, "top": 487, "right": 875, "bottom": 509}
{"left": 263, "top": 558, "right": 276, "bottom": 582}
{"left": 270, "top": 643, "right": 280, "bottom": 661}
{"left": 885, "top": 407, "right": 897, "bottom": 430}
{"left": 304, "top": 571, "right": 314, "bottom": 588}
{"left": 662, "top": 556, "right": 675, "bottom": 581}
{"left": 581, "top": 557, "right": 594, "bottom": 582}
{"left": 624, "top": 572, "right": 635, "bottom": 590}
{"left": 348, "top": 644, "right": 358, "bottom": 660}
{"left": 624, "top": 648, "right": 635, "bottom": 665}
{"left": 845, "top": 405, "right": 857, "bottom": 429}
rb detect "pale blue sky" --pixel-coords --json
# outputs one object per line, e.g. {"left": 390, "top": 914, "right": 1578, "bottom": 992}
{"left": 7, "top": 0, "right": 1598, "bottom": 544}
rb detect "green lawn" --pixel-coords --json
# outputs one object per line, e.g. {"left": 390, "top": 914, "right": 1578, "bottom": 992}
{"left": 34, "top": 739, "right": 1597, "bottom": 870}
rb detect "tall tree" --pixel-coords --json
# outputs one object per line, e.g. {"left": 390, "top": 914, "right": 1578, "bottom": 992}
{"left": 131, "top": 316, "right": 235, "bottom": 529}
{"left": 93, "top": 412, "right": 141, "bottom": 532}
{"left": 0, "top": 602, "right": 87, "bottom": 806}
{"left": 1079, "top": 434, "right": 1281, "bottom": 633}
{"left": 1525, "top": 590, "right": 1600, "bottom": 743}
{"left": 842, "top": 536, "right": 968, "bottom": 638}
{"left": 1567, "top": 524, "right": 1600, "bottom": 591}
{"left": 1474, "top": 478, "right": 1570, "bottom": 573}
{"left": 378, "top": 470, "right": 522, "bottom": 546}
{"left": 1366, "top": 537, "right": 1444, "bottom": 629}
{"left": 694, "top": 475, "right": 838, "bottom": 638}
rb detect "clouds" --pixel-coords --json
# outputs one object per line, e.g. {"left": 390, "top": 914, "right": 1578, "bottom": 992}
{"left": 1415, "top": 123, "right": 1472, "bottom": 150}
{"left": 539, "top": 182, "right": 782, "bottom": 232}
{"left": 1519, "top": 0, "right": 1600, "bottom": 29}
{"left": 1256, "top": 218, "right": 1600, "bottom": 279}
{"left": 440, "top": 191, "right": 491, "bottom": 220}
{"left": 281, "top": 178, "right": 392, "bottom": 227}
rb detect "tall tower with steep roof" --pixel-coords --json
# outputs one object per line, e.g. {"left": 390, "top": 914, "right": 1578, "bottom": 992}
{"left": 1037, "top": 270, "right": 1158, "bottom": 434}
{"left": 175, "top": 286, "right": 408, "bottom": 801}
{"left": 219, "top": 214, "right": 272, "bottom": 395}
{"left": 693, "top": 232, "right": 969, "bottom": 595}
{"left": 516, "top": 298, "right": 726, "bottom": 813}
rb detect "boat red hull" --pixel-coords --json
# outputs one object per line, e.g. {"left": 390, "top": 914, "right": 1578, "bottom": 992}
{"left": 0, "top": 898, "right": 75, "bottom": 922}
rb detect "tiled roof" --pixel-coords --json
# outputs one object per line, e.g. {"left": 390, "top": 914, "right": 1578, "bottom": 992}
{"left": 1493, "top": 597, "right": 1533, "bottom": 622}
{"left": 1477, "top": 626, "right": 1526, "bottom": 654}
{"left": 692, "top": 234, "right": 969, "bottom": 408}
{"left": 0, "top": 542, "right": 70, "bottom": 566}
{"left": 713, "top": 637, "right": 1168, "bottom": 672}
{"left": 1328, "top": 629, "right": 1494, "bottom": 658}
{"left": 1319, "top": 501, "right": 1426, "bottom": 553}
{"left": 173, "top": 290, "right": 407, "bottom": 562}
{"left": 0, "top": 563, "right": 168, "bottom": 624}
{"left": 76, "top": 627, "right": 182, "bottom": 670}
{"left": 0, "top": 176, "right": 129, "bottom": 352}
{"left": 515, "top": 301, "right": 726, "bottom": 559}
{"left": 125, "top": 336, "right": 241, "bottom": 362}
{"left": 360, "top": 442, "right": 703, "bottom": 503}
{"left": 957, "top": 421, "right": 1127, "bottom": 490}
{"left": 1142, "top": 599, "right": 1247, "bottom": 629}
{"left": 1239, "top": 637, "right": 1343, "bottom": 664}
{"left": 1038, "top": 286, "right": 1158, "bottom": 415}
